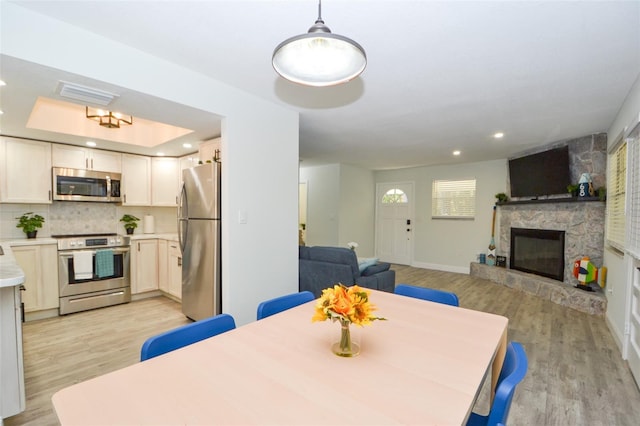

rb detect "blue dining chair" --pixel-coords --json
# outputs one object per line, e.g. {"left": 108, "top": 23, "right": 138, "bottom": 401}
{"left": 256, "top": 291, "right": 315, "bottom": 320}
{"left": 466, "top": 341, "right": 528, "bottom": 426}
{"left": 140, "top": 313, "right": 236, "bottom": 361}
{"left": 394, "top": 283, "right": 460, "bottom": 306}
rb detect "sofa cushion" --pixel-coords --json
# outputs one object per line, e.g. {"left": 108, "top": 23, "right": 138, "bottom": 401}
{"left": 358, "top": 257, "right": 379, "bottom": 273}
{"left": 361, "top": 261, "right": 391, "bottom": 276}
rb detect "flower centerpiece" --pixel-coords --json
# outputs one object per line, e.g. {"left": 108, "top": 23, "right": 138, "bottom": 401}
{"left": 312, "top": 284, "right": 385, "bottom": 357}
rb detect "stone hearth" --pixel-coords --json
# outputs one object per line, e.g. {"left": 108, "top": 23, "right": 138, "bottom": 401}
{"left": 470, "top": 262, "right": 606, "bottom": 315}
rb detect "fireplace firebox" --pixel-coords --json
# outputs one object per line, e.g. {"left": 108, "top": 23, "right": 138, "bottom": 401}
{"left": 510, "top": 227, "right": 565, "bottom": 281}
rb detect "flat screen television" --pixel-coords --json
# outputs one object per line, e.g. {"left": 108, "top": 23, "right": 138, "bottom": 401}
{"left": 508, "top": 146, "right": 570, "bottom": 198}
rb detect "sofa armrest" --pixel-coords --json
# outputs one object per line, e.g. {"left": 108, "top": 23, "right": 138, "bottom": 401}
{"left": 354, "top": 274, "right": 381, "bottom": 291}
{"left": 299, "top": 260, "right": 354, "bottom": 298}
{"left": 361, "top": 262, "right": 391, "bottom": 277}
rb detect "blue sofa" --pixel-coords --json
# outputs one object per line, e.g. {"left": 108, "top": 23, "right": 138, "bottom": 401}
{"left": 299, "top": 246, "right": 395, "bottom": 297}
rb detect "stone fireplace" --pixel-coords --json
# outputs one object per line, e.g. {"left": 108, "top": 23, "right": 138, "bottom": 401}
{"left": 470, "top": 133, "right": 608, "bottom": 315}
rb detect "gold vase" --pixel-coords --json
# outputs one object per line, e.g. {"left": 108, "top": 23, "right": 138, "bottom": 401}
{"left": 332, "top": 319, "right": 360, "bottom": 357}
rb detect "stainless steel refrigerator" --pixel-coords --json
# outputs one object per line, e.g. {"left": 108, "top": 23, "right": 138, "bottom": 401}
{"left": 178, "top": 162, "right": 221, "bottom": 321}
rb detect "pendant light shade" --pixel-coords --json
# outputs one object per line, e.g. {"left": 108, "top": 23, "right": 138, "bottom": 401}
{"left": 272, "top": 1, "right": 366, "bottom": 87}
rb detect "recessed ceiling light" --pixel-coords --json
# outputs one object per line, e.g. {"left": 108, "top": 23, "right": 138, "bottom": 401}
{"left": 453, "top": 150, "right": 461, "bottom": 156}
{"left": 0, "top": 110, "right": 3, "bottom": 115}
{"left": 493, "top": 132, "right": 504, "bottom": 139}
{"left": 86, "top": 141, "right": 97, "bottom": 147}
{"left": 182, "top": 143, "right": 192, "bottom": 148}
{"left": 0, "top": 80, "right": 6, "bottom": 86}
{"left": 156, "top": 152, "right": 165, "bottom": 156}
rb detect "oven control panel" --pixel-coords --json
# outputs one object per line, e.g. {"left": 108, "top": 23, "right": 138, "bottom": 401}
{"left": 55, "top": 234, "right": 130, "bottom": 251}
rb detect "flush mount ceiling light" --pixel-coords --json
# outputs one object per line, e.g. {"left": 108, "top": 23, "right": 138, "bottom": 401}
{"left": 272, "top": 0, "right": 366, "bottom": 87}
{"left": 86, "top": 107, "right": 133, "bottom": 129}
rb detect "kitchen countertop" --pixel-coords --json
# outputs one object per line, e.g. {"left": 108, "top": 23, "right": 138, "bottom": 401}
{"left": 0, "top": 243, "right": 26, "bottom": 288}
{"left": 129, "top": 233, "right": 178, "bottom": 241}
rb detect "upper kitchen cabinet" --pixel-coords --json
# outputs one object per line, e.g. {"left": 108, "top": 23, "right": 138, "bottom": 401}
{"left": 121, "top": 154, "right": 151, "bottom": 206}
{"left": 198, "top": 137, "right": 221, "bottom": 163}
{"left": 151, "top": 157, "right": 179, "bottom": 206}
{"left": 52, "top": 144, "right": 122, "bottom": 172}
{"left": 0, "top": 137, "right": 52, "bottom": 204}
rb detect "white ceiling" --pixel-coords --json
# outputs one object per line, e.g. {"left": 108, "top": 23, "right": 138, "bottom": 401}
{"left": 1, "top": 1, "right": 639, "bottom": 169}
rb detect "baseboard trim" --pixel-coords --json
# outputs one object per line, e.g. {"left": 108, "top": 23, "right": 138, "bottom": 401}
{"left": 410, "top": 261, "right": 470, "bottom": 274}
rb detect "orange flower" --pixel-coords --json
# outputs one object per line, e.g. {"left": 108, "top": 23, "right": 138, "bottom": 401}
{"left": 311, "top": 283, "right": 385, "bottom": 326}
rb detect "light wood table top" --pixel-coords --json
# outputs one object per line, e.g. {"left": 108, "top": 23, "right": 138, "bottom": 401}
{"left": 52, "top": 289, "right": 508, "bottom": 425}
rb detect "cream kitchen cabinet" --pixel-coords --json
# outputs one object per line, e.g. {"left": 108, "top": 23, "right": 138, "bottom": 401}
{"left": 151, "top": 157, "right": 179, "bottom": 206}
{"left": 0, "top": 137, "right": 52, "bottom": 204}
{"left": 157, "top": 239, "right": 168, "bottom": 294}
{"left": 51, "top": 144, "right": 122, "bottom": 172}
{"left": 167, "top": 241, "right": 182, "bottom": 299}
{"left": 131, "top": 239, "right": 158, "bottom": 294}
{"left": 121, "top": 154, "right": 151, "bottom": 206}
{"left": 157, "top": 240, "right": 181, "bottom": 300}
{"left": 11, "top": 244, "right": 59, "bottom": 315}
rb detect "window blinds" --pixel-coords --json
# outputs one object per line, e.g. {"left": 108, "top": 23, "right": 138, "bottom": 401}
{"left": 606, "top": 140, "right": 627, "bottom": 250}
{"left": 626, "top": 133, "right": 640, "bottom": 258}
{"left": 432, "top": 179, "right": 476, "bottom": 219}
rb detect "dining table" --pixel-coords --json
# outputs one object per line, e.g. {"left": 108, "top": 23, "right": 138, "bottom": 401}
{"left": 52, "top": 289, "right": 508, "bottom": 425}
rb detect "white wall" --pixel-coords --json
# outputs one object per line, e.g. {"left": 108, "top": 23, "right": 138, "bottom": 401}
{"left": 1, "top": 3, "right": 299, "bottom": 326}
{"left": 299, "top": 164, "right": 340, "bottom": 246}
{"left": 604, "top": 72, "right": 640, "bottom": 355}
{"left": 299, "top": 164, "right": 376, "bottom": 256}
{"left": 338, "top": 164, "right": 375, "bottom": 257}
{"left": 375, "top": 159, "right": 508, "bottom": 272}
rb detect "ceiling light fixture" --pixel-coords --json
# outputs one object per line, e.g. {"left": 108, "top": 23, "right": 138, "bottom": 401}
{"left": 86, "top": 141, "right": 97, "bottom": 147}
{"left": 86, "top": 107, "right": 133, "bottom": 129}
{"left": 453, "top": 150, "right": 461, "bottom": 156}
{"left": 272, "top": 0, "right": 366, "bottom": 87}
{"left": 493, "top": 132, "right": 504, "bottom": 139}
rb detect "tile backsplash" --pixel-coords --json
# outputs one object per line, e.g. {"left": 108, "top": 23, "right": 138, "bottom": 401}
{"left": 0, "top": 202, "right": 178, "bottom": 239}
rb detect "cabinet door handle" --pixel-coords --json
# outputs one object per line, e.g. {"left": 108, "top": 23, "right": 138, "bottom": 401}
{"left": 178, "top": 257, "right": 182, "bottom": 267}
{"left": 86, "top": 158, "right": 89, "bottom": 169}
{"left": 124, "top": 194, "right": 127, "bottom": 203}
{"left": 91, "top": 158, "right": 94, "bottom": 169}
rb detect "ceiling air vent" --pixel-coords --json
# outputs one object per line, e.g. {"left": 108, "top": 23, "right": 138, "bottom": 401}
{"left": 57, "top": 81, "right": 118, "bottom": 106}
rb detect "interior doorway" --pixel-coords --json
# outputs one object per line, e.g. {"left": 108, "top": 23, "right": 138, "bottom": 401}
{"left": 299, "top": 182, "right": 307, "bottom": 245}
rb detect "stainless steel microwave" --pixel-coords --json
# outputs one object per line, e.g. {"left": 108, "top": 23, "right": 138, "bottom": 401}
{"left": 52, "top": 167, "right": 122, "bottom": 203}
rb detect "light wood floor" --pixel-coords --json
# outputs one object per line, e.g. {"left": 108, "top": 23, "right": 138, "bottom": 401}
{"left": 5, "top": 266, "right": 640, "bottom": 425}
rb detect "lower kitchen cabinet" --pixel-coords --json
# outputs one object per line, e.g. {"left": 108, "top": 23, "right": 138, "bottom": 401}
{"left": 131, "top": 239, "right": 158, "bottom": 294}
{"left": 167, "top": 241, "right": 182, "bottom": 299}
{"left": 11, "top": 244, "right": 59, "bottom": 314}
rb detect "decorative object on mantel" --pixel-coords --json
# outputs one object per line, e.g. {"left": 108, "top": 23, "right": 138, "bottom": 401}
{"left": 312, "top": 284, "right": 386, "bottom": 357}
{"left": 567, "top": 184, "right": 579, "bottom": 197}
{"left": 119, "top": 214, "right": 140, "bottom": 235}
{"left": 578, "top": 173, "right": 595, "bottom": 198}
{"left": 347, "top": 241, "right": 358, "bottom": 251}
{"left": 572, "top": 257, "right": 607, "bottom": 292}
{"left": 495, "top": 192, "right": 509, "bottom": 203}
{"left": 15, "top": 212, "right": 45, "bottom": 238}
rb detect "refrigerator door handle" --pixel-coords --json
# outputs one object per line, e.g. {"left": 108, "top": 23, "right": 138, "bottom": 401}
{"left": 178, "top": 183, "right": 187, "bottom": 255}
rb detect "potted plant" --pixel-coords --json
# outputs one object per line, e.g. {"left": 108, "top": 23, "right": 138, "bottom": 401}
{"left": 120, "top": 214, "right": 140, "bottom": 235}
{"left": 16, "top": 212, "right": 45, "bottom": 238}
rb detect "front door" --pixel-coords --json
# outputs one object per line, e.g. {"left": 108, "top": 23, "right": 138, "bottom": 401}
{"left": 375, "top": 182, "right": 414, "bottom": 265}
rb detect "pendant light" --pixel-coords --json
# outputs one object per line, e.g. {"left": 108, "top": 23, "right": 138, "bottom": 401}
{"left": 272, "top": 0, "right": 366, "bottom": 87}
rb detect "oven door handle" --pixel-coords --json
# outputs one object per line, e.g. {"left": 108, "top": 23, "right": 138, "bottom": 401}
{"left": 58, "top": 247, "right": 130, "bottom": 257}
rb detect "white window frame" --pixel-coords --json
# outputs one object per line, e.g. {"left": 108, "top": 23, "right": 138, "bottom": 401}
{"left": 625, "top": 125, "right": 640, "bottom": 258}
{"left": 431, "top": 179, "right": 476, "bottom": 220}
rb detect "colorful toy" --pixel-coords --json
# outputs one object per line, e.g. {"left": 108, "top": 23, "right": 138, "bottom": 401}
{"left": 572, "top": 256, "right": 606, "bottom": 290}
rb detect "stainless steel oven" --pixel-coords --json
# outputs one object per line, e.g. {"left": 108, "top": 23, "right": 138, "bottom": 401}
{"left": 54, "top": 234, "right": 131, "bottom": 315}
